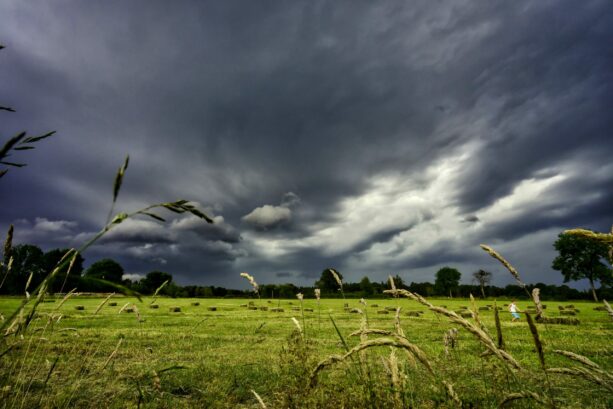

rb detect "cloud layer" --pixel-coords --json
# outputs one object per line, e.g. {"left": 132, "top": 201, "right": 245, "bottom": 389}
{"left": 1, "top": 0, "right": 611, "bottom": 289}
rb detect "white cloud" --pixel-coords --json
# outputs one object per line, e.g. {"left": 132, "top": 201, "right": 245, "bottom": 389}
{"left": 242, "top": 192, "right": 300, "bottom": 230}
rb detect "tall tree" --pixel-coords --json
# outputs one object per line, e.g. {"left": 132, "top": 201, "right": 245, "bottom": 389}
{"left": 140, "top": 271, "right": 173, "bottom": 294}
{"left": 434, "top": 267, "right": 461, "bottom": 297}
{"left": 552, "top": 231, "right": 612, "bottom": 301}
{"left": 314, "top": 269, "right": 343, "bottom": 293}
{"left": 84, "top": 258, "right": 124, "bottom": 283}
{"left": 472, "top": 269, "right": 492, "bottom": 299}
{"left": 43, "top": 248, "right": 84, "bottom": 292}
{"left": 0, "top": 244, "right": 45, "bottom": 294}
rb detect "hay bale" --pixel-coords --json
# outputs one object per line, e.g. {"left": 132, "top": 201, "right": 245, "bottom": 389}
{"left": 191, "top": 302, "right": 200, "bottom": 306}
{"left": 459, "top": 306, "right": 468, "bottom": 310}
{"left": 248, "top": 306, "right": 258, "bottom": 310}
{"left": 248, "top": 301, "right": 255, "bottom": 306}
{"left": 291, "top": 306, "right": 300, "bottom": 311}
{"left": 169, "top": 307, "right": 181, "bottom": 312}
{"left": 370, "top": 304, "right": 379, "bottom": 308}
{"left": 541, "top": 304, "right": 547, "bottom": 309}
{"left": 108, "top": 302, "right": 118, "bottom": 307}
{"left": 560, "top": 310, "right": 576, "bottom": 316}
{"left": 207, "top": 306, "right": 217, "bottom": 311}
{"left": 459, "top": 311, "right": 473, "bottom": 318}
{"left": 259, "top": 306, "right": 268, "bottom": 311}
{"left": 377, "top": 310, "right": 389, "bottom": 314}
{"left": 566, "top": 304, "right": 575, "bottom": 309}
{"left": 343, "top": 303, "right": 349, "bottom": 308}
{"left": 343, "top": 307, "right": 352, "bottom": 312}
{"left": 348, "top": 308, "right": 360, "bottom": 313}
{"left": 478, "top": 307, "right": 490, "bottom": 311}
{"left": 270, "top": 307, "right": 284, "bottom": 312}
{"left": 385, "top": 306, "right": 398, "bottom": 311}
{"left": 267, "top": 300, "right": 272, "bottom": 304}
{"left": 240, "top": 304, "right": 248, "bottom": 307}
{"left": 594, "top": 306, "right": 607, "bottom": 311}
{"left": 75, "top": 305, "right": 85, "bottom": 311}
{"left": 149, "top": 304, "right": 159, "bottom": 309}
{"left": 405, "top": 311, "right": 421, "bottom": 317}
{"left": 537, "top": 316, "right": 580, "bottom": 325}
{"left": 304, "top": 308, "right": 314, "bottom": 312}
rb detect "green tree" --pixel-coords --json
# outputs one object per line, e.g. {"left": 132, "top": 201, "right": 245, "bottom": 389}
{"left": 314, "top": 268, "right": 343, "bottom": 293}
{"left": 434, "top": 267, "right": 461, "bottom": 297}
{"left": 84, "top": 259, "right": 124, "bottom": 283}
{"left": 359, "top": 276, "right": 374, "bottom": 296}
{"left": 43, "top": 248, "right": 84, "bottom": 292}
{"left": 472, "top": 269, "right": 492, "bottom": 299}
{"left": 140, "top": 271, "right": 173, "bottom": 294}
{"left": 0, "top": 244, "right": 45, "bottom": 294}
{"left": 552, "top": 232, "right": 612, "bottom": 301}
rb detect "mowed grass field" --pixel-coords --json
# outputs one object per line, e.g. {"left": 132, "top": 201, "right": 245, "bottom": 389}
{"left": 0, "top": 296, "right": 611, "bottom": 408}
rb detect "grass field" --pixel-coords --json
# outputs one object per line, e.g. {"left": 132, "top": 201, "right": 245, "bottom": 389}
{"left": 0, "top": 295, "right": 612, "bottom": 408}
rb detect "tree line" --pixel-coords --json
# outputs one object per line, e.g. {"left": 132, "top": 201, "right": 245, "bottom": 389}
{"left": 1, "top": 231, "right": 611, "bottom": 300}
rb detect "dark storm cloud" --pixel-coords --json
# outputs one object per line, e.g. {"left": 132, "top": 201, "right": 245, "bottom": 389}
{"left": 1, "top": 0, "right": 611, "bottom": 287}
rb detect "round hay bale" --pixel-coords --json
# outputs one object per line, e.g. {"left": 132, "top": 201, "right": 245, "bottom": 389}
{"left": 240, "top": 304, "right": 248, "bottom": 307}
{"left": 370, "top": 304, "right": 379, "bottom": 308}
{"left": 478, "top": 307, "right": 490, "bottom": 311}
{"left": 191, "top": 302, "right": 200, "bottom": 306}
{"left": 304, "top": 308, "right": 314, "bottom": 312}
{"left": 271, "top": 307, "right": 284, "bottom": 312}
{"left": 405, "top": 311, "right": 421, "bottom": 317}
{"left": 149, "top": 304, "right": 159, "bottom": 309}
{"left": 349, "top": 308, "right": 361, "bottom": 313}
{"left": 169, "top": 307, "right": 181, "bottom": 313}
{"left": 267, "top": 300, "right": 272, "bottom": 304}
{"left": 248, "top": 306, "right": 258, "bottom": 310}
{"left": 459, "top": 306, "right": 468, "bottom": 310}
{"left": 459, "top": 311, "right": 473, "bottom": 318}
{"left": 207, "top": 306, "right": 217, "bottom": 311}
{"left": 259, "top": 306, "right": 268, "bottom": 311}
{"left": 385, "top": 306, "right": 397, "bottom": 311}
{"left": 560, "top": 310, "right": 576, "bottom": 316}
{"left": 108, "top": 302, "right": 118, "bottom": 307}
{"left": 377, "top": 310, "right": 389, "bottom": 314}
{"left": 75, "top": 305, "right": 85, "bottom": 311}
{"left": 291, "top": 306, "right": 300, "bottom": 311}
{"left": 124, "top": 307, "right": 135, "bottom": 313}
{"left": 343, "top": 303, "right": 349, "bottom": 308}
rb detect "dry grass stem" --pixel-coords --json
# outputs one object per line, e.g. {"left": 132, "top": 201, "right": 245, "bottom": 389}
{"left": 603, "top": 300, "right": 613, "bottom": 320}
{"left": 384, "top": 289, "right": 521, "bottom": 370}
{"left": 291, "top": 317, "right": 302, "bottom": 335}
{"left": 94, "top": 293, "right": 115, "bottom": 315}
{"left": 251, "top": 389, "right": 267, "bottom": 408}
{"left": 499, "top": 391, "right": 550, "bottom": 408}
{"left": 310, "top": 337, "right": 434, "bottom": 387}
{"left": 443, "top": 381, "right": 462, "bottom": 407}
{"left": 479, "top": 245, "right": 528, "bottom": 290}
{"left": 546, "top": 367, "right": 613, "bottom": 392}
{"left": 532, "top": 288, "right": 544, "bottom": 319}
{"left": 525, "top": 313, "right": 545, "bottom": 369}
{"left": 240, "top": 272, "right": 259, "bottom": 294}
{"left": 553, "top": 350, "right": 602, "bottom": 371}
{"left": 101, "top": 337, "right": 124, "bottom": 371}
{"left": 494, "top": 300, "right": 505, "bottom": 349}
{"left": 563, "top": 228, "right": 613, "bottom": 245}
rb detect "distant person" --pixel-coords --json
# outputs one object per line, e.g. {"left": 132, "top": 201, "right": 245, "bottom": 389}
{"left": 508, "top": 299, "right": 521, "bottom": 322}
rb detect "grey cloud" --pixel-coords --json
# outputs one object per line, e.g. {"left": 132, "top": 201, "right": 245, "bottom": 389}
{"left": 1, "top": 0, "right": 611, "bottom": 287}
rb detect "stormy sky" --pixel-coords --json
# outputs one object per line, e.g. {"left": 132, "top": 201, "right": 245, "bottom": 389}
{"left": 1, "top": 1, "right": 611, "bottom": 289}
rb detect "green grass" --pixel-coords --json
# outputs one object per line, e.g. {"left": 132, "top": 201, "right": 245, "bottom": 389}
{"left": 0, "top": 296, "right": 611, "bottom": 408}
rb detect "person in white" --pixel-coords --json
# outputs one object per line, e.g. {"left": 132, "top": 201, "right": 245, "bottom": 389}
{"left": 508, "top": 299, "right": 521, "bottom": 322}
